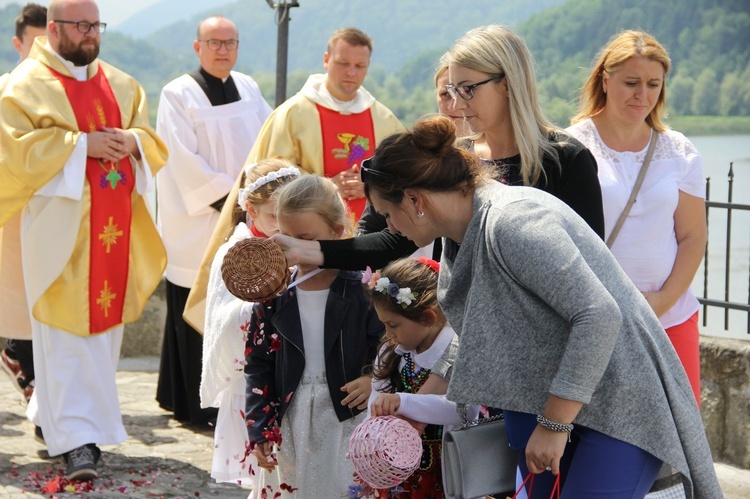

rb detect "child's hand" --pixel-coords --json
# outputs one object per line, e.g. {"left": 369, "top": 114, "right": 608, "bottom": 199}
{"left": 254, "top": 441, "right": 278, "bottom": 472}
{"left": 370, "top": 393, "right": 401, "bottom": 417}
{"left": 341, "top": 375, "right": 372, "bottom": 410}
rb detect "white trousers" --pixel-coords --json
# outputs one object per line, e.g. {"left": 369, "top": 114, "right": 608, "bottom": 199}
{"left": 26, "top": 321, "right": 127, "bottom": 457}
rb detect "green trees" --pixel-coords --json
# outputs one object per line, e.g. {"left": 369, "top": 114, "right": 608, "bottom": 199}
{"left": 719, "top": 73, "right": 743, "bottom": 116}
{"left": 520, "top": 0, "right": 750, "bottom": 125}
{"left": 669, "top": 72, "right": 694, "bottom": 116}
{"left": 1, "top": 0, "right": 748, "bottom": 130}
{"left": 692, "top": 69, "right": 719, "bottom": 116}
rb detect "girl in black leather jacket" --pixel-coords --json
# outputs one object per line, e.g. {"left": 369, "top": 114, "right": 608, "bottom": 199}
{"left": 245, "top": 175, "right": 384, "bottom": 496}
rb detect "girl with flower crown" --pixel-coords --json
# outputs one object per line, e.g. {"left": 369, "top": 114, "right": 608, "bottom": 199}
{"left": 361, "top": 257, "right": 478, "bottom": 499}
{"left": 200, "top": 158, "right": 300, "bottom": 489}
{"left": 244, "top": 175, "right": 384, "bottom": 498}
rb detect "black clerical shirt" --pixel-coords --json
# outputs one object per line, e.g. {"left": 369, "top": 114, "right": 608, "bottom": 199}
{"left": 188, "top": 67, "right": 241, "bottom": 106}
{"left": 187, "top": 67, "right": 242, "bottom": 211}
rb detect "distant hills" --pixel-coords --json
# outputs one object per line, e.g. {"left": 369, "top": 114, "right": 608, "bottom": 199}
{"left": 136, "top": 0, "right": 567, "bottom": 74}
{"left": 1, "top": 0, "right": 748, "bottom": 128}
{"left": 115, "top": 0, "right": 228, "bottom": 37}
{"left": 0, "top": 0, "right": 567, "bottom": 93}
{"left": 519, "top": 0, "right": 750, "bottom": 122}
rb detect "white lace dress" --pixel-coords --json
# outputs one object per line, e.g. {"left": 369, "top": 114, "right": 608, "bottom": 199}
{"left": 258, "top": 287, "right": 365, "bottom": 498}
{"left": 201, "top": 223, "right": 279, "bottom": 491}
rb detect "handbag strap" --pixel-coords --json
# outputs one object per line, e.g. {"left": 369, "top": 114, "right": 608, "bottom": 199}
{"left": 457, "top": 404, "right": 504, "bottom": 429}
{"left": 605, "top": 130, "right": 659, "bottom": 248}
{"left": 512, "top": 473, "right": 561, "bottom": 498}
{"left": 512, "top": 473, "right": 535, "bottom": 498}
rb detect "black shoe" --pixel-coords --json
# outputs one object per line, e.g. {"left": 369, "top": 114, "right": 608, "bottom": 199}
{"left": 34, "top": 426, "right": 44, "bottom": 444}
{"left": 63, "top": 444, "right": 100, "bottom": 481}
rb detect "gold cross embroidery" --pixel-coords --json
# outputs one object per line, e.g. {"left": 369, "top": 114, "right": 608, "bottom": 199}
{"left": 99, "top": 216, "right": 123, "bottom": 253}
{"left": 96, "top": 280, "right": 116, "bottom": 317}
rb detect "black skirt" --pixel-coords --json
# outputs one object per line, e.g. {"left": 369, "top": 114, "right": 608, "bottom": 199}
{"left": 156, "top": 280, "right": 217, "bottom": 426}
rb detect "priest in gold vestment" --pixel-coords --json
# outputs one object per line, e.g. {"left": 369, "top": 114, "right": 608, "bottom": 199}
{"left": 0, "top": 0, "right": 167, "bottom": 480}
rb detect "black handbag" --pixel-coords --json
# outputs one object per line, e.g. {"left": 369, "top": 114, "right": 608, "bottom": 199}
{"left": 443, "top": 408, "right": 519, "bottom": 499}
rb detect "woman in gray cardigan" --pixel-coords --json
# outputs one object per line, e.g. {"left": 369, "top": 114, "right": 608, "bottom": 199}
{"left": 359, "top": 115, "right": 721, "bottom": 498}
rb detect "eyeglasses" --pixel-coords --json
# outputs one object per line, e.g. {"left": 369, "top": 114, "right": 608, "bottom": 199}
{"left": 360, "top": 157, "right": 394, "bottom": 184}
{"left": 54, "top": 20, "right": 107, "bottom": 34}
{"left": 445, "top": 74, "right": 505, "bottom": 101}
{"left": 198, "top": 39, "right": 240, "bottom": 51}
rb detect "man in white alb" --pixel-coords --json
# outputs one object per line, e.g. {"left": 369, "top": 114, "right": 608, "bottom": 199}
{"left": 1, "top": 2, "right": 47, "bottom": 408}
{"left": 155, "top": 15, "right": 272, "bottom": 427}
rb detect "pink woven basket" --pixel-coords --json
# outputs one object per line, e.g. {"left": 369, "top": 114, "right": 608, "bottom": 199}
{"left": 348, "top": 415, "right": 423, "bottom": 489}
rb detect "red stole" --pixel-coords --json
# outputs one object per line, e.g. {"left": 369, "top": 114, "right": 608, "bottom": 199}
{"left": 49, "top": 66, "right": 134, "bottom": 334}
{"left": 316, "top": 104, "right": 375, "bottom": 221}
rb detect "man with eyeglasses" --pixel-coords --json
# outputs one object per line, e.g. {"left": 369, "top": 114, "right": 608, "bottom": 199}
{"left": 0, "top": 0, "right": 168, "bottom": 482}
{"left": 154, "top": 15, "right": 271, "bottom": 435}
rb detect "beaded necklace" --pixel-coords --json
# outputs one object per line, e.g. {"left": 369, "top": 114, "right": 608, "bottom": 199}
{"left": 400, "top": 353, "right": 431, "bottom": 392}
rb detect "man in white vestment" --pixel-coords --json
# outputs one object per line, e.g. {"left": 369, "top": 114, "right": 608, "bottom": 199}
{"left": 0, "top": 2, "right": 47, "bottom": 408}
{"left": 0, "top": 3, "right": 47, "bottom": 87}
{"left": 0, "top": 0, "right": 168, "bottom": 481}
{"left": 155, "top": 15, "right": 272, "bottom": 426}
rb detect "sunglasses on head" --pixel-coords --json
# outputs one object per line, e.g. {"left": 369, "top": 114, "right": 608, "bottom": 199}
{"left": 360, "top": 157, "right": 395, "bottom": 184}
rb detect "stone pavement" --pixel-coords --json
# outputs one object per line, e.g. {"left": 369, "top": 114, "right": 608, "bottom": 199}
{"left": 1, "top": 357, "right": 749, "bottom": 498}
{"left": 0, "top": 358, "right": 248, "bottom": 499}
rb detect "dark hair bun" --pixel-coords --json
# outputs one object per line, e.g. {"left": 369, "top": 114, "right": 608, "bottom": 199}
{"left": 412, "top": 116, "right": 456, "bottom": 156}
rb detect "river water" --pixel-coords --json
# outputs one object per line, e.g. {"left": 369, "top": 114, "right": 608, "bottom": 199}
{"left": 689, "top": 135, "right": 750, "bottom": 340}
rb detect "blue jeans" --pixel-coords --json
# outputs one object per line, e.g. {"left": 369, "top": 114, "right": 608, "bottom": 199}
{"left": 504, "top": 410, "right": 662, "bottom": 498}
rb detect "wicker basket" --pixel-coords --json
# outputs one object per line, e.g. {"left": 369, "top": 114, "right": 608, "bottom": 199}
{"left": 348, "top": 415, "right": 422, "bottom": 490}
{"left": 221, "top": 238, "right": 290, "bottom": 302}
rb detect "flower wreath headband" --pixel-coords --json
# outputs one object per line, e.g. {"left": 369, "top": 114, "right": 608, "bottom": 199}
{"left": 237, "top": 165, "right": 301, "bottom": 211}
{"left": 362, "top": 257, "right": 440, "bottom": 309}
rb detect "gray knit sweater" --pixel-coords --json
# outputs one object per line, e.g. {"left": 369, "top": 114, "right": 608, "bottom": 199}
{"left": 440, "top": 181, "right": 721, "bottom": 498}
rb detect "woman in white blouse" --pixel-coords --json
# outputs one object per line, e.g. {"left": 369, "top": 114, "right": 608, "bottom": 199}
{"left": 567, "top": 30, "right": 706, "bottom": 406}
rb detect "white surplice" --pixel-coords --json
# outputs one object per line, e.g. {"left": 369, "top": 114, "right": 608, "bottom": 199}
{"left": 156, "top": 72, "right": 272, "bottom": 287}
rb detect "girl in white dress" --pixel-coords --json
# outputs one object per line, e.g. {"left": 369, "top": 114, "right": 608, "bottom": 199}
{"left": 245, "top": 175, "right": 384, "bottom": 497}
{"left": 200, "top": 159, "right": 300, "bottom": 487}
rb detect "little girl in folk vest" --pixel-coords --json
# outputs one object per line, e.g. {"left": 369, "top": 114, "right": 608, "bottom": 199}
{"left": 364, "top": 257, "right": 478, "bottom": 498}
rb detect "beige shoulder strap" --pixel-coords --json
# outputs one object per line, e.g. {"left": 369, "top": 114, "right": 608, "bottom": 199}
{"left": 606, "top": 131, "right": 659, "bottom": 248}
